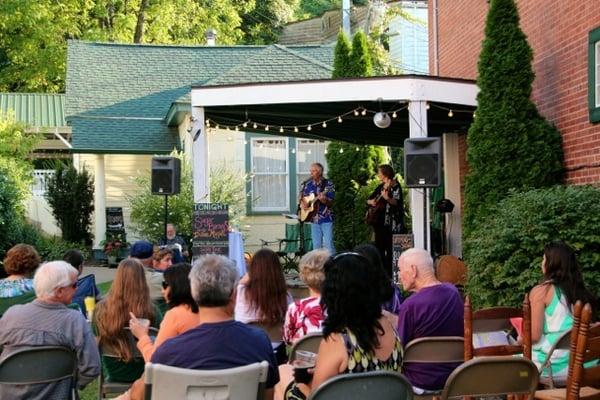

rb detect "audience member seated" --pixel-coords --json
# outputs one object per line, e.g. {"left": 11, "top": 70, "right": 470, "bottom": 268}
{"left": 355, "top": 243, "right": 403, "bottom": 317}
{"left": 283, "top": 249, "right": 328, "bottom": 344}
{"left": 235, "top": 248, "right": 292, "bottom": 325}
{"left": 0, "top": 244, "right": 40, "bottom": 298}
{"left": 130, "top": 262, "right": 201, "bottom": 361}
{"left": 126, "top": 254, "right": 280, "bottom": 400}
{"left": 94, "top": 259, "right": 162, "bottom": 383}
{"left": 396, "top": 248, "right": 463, "bottom": 392}
{"left": 129, "top": 241, "right": 162, "bottom": 302}
{"left": 0, "top": 261, "right": 100, "bottom": 398}
{"left": 528, "top": 241, "right": 597, "bottom": 378}
{"left": 284, "top": 252, "right": 403, "bottom": 400}
{"left": 64, "top": 248, "right": 102, "bottom": 315}
{"left": 158, "top": 223, "right": 189, "bottom": 261}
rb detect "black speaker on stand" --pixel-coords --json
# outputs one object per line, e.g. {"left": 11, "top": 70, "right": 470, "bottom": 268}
{"left": 404, "top": 138, "right": 442, "bottom": 251}
{"left": 152, "top": 157, "right": 181, "bottom": 243}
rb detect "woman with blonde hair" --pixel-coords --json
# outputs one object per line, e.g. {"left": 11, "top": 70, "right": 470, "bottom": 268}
{"left": 94, "top": 258, "right": 162, "bottom": 383}
{"left": 283, "top": 249, "right": 328, "bottom": 344}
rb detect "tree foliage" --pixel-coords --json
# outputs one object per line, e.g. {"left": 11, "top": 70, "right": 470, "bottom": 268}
{"left": 332, "top": 31, "right": 352, "bottom": 78}
{"left": 463, "top": 0, "right": 563, "bottom": 237}
{"left": 129, "top": 155, "right": 248, "bottom": 242}
{"left": 0, "top": 166, "right": 24, "bottom": 261}
{"left": 348, "top": 31, "right": 372, "bottom": 77}
{"left": 45, "top": 163, "right": 95, "bottom": 244}
{"left": 465, "top": 186, "right": 600, "bottom": 310}
{"left": 240, "top": 0, "right": 300, "bottom": 44}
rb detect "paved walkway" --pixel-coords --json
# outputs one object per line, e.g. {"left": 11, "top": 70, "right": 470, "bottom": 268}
{"left": 85, "top": 266, "right": 117, "bottom": 284}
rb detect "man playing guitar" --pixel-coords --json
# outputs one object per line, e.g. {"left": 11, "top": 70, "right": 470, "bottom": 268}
{"left": 366, "top": 164, "right": 406, "bottom": 277}
{"left": 299, "top": 163, "right": 335, "bottom": 254}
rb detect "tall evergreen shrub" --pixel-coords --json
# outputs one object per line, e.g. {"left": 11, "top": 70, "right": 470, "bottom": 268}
{"left": 45, "top": 164, "right": 94, "bottom": 244}
{"left": 463, "top": 0, "right": 563, "bottom": 237}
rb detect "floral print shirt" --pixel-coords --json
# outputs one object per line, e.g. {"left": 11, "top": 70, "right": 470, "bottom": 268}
{"left": 0, "top": 278, "right": 34, "bottom": 298}
{"left": 283, "top": 296, "right": 324, "bottom": 344}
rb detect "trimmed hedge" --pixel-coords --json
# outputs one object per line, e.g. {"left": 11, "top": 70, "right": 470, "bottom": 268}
{"left": 465, "top": 185, "right": 600, "bottom": 309}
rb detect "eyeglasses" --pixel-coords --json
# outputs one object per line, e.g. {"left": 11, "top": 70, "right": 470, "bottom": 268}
{"left": 161, "top": 281, "right": 169, "bottom": 289}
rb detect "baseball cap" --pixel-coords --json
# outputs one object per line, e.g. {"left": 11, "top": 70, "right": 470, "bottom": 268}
{"left": 130, "top": 241, "right": 154, "bottom": 259}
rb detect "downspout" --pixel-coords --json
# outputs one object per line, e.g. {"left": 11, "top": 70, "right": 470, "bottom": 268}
{"left": 432, "top": 0, "right": 440, "bottom": 75}
{"left": 342, "top": 0, "right": 351, "bottom": 36}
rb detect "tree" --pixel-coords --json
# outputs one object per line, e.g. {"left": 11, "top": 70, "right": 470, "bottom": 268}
{"left": 0, "top": 112, "right": 39, "bottom": 213}
{"left": 327, "top": 30, "right": 387, "bottom": 250}
{"left": 462, "top": 0, "right": 563, "bottom": 237}
{"left": 45, "top": 164, "right": 95, "bottom": 244}
{"left": 240, "top": 0, "right": 300, "bottom": 44}
{"left": 0, "top": 166, "right": 24, "bottom": 260}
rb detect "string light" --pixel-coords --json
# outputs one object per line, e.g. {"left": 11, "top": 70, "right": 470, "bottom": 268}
{"left": 361, "top": 109, "right": 367, "bottom": 116}
{"left": 337, "top": 116, "right": 343, "bottom": 123}
{"left": 339, "top": 148, "right": 344, "bottom": 153}
{"left": 294, "top": 126, "right": 298, "bottom": 132}
{"left": 392, "top": 111, "right": 397, "bottom": 119}
{"left": 324, "top": 149, "right": 328, "bottom": 154}
{"left": 253, "top": 122, "right": 257, "bottom": 129}
{"left": 235, "top": 126, "right": 239, "bottom": 131}
{"left": 322, "top": 121, "right": 327, "bottom": 128}
{"left": 243, "top": 122, "right": 248, "bottom": 128}
{"left": 353, "top": 110, "right": 359, "bottom": 116}
{"left": 307, "top": 149, "right": 312, "bottom": 154}
{"left": 473, "top": 112, "right": 477, "bottom": 118}
{"left": 291, "top": 148, "right": 296, "bottom": 154}
{"left": 215, "top": 124, "right": 220, "bottom": 129}
{"left": 205, "top": 119, "right": 210, "bottom": 126}
{"left": 448, "top": 110, "right": 453, "bottom": 117}
{"left": 355, "top": 147, "right": 360, "bottom": 151}
{"left": 279, "top": 127, "right": 284, "bottom": 133}
{"left": 307, "top": 125, "right": 312, "bottom": 131}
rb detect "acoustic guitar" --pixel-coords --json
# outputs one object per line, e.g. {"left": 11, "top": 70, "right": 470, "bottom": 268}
{"left": 365, "top": 187, "right": 388, "bottom": 226}
{"left": 298, "top": 188, "right": 330, "bottom": 222}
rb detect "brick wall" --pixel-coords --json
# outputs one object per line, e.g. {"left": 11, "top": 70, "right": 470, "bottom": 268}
{"left": 430, "top": 1, "right": 600, "bottom": 184}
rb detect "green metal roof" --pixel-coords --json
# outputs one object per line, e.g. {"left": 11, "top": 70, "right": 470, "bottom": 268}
{"left": 66, "top": 41, "right": 333, "bottom": 154}
{"left": 0, "top": 92, "right": 66, "bottom": 127}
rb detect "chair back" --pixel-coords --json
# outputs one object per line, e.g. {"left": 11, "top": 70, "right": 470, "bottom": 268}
{"left": 567, "top": 303, "right": 600, "bottom": 400}
{"left": 308, "top": 371, "right": 413, "bottom": 400}
{"left": 281, "top": 223, "right": 313, "bottom": 253}
{"left": 72, "top": 274, "right": 99, "bottom": 318}
{"left": 0, "top": 346, "right": 77, "bottom": 390}
{"left": 464, "top": 295, "right": 532, "bottom": 360}
{"left": 538, "top": 328, "right": 572, "bottom": 388}
{"left": 144, "top": 361, "right": 269, "bottom": 400}
{"left": 0, "top": 290, "right": 36, "bottom": 317}
{"left": 249, "top": 321, "right": 284, "bottom": 343}
{"left": 403, "top": 336, "right": 464, "bottom": 364}
{"left": 435, "top": 255, "right": 467, "bottom": 287}
{"left": 440, "top": 356, "right": 539, "bottom": 400}
{"left": 289, "top": 332, "right": 323, "bottom": 361}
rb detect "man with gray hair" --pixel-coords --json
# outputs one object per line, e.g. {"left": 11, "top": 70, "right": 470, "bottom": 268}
{"left": 0, "top": 261, "right": 100, "bottom": 399}
{"left": 141, "top": 254, "right": 279, "bottom": 399}
{"left": 396, "top": 248, "right": 463, "bottom": 392}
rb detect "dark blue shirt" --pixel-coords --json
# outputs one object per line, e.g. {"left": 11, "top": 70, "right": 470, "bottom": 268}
{"left": 151, "top": 320, "right": 279, "bottom": 388}
{"left": 301, "top": 178, "right": 334, "bottom": 224}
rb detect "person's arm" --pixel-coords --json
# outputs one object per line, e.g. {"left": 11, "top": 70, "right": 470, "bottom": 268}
{"left": 75, "top": 317, "right": 101, "bottom": 388}
{"left": 396, "top": 303, "right": 413, "bottom": 347}
{"left": 302, "top": 335, "right": 346, "bottom": 395}
{"left": 134, "top": 309, "right": 179, "bottom": 362}
{"left": 383, "top": 183, "right": 400, "bottom": 206}
{"left": 529, "top": 284, "right": 551, "bottom": 343}
{"left": 283, "top": 302, "right": 297, "bottom": 344}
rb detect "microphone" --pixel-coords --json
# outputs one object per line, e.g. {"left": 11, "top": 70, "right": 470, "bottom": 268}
{"left": 300, "top": 178, "right": 311, "bottom": 186}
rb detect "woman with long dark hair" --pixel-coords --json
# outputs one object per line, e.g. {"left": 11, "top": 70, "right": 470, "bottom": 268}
{"left": 130, "top": 263, "right": 200, "bottom": 362}
{"left": 235, "top": 248, "right": 291, "bottom": 325}
{"left": 94, "top": 258, "right": 161, "bottom": 383}
{"left": 529, "top": 241, "right": 597, "bottom": 378}
{"left": 285, "top": 252, "right": 403, "bottom": 400}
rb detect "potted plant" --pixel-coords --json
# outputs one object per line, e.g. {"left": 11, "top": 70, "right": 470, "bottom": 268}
{"left": 101, "top": 232, "right": 127, "bottom": 266}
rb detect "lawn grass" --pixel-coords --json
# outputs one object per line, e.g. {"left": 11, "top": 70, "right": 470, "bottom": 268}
{"left": 97, "top": 280, "right": 112, "bottom": 295}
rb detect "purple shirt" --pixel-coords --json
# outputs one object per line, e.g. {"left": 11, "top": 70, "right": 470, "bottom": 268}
{"left": 152, "top": 320, "right": 279, "bottom": 388}
{"left": 397, "top": 283, "right": 463, "bottom": 390}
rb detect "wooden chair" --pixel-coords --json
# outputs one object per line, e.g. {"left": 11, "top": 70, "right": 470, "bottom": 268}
{"left": 144, "top": 360, "right": 269, "bottom": 400}
{"left": 464, "top": 294, "right": 532, "bottom": 360}
{"left": 308, "top": 370, "right": 414, "bottom": 400}
{"left": 0, "top": 345, "right": 78, "bottom": 399}
{"left": 440, "top": 356, "right": 539, "bottom": 400}
{"left": 289, "top": 332, "right": 323, "bottom": 362}
{"left": 535, "top": 302, "right": 600, "bottom": 400}
{"left": 403, "top": 336, "right": 464, "bottom": 399}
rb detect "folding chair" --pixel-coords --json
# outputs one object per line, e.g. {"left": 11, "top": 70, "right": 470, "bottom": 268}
{"left": 248, "top": 321, "right": 287, "bottom": 365}
{"left": 403, "top": 336, "right": 464, "bottom": 399}
{"left": 98, "top": 327, "right": 159, "bottom": 399}
{"left": 464, "top": 294, "right": 532, "bottom": 360}
{"left": 276, "top": 223, "right": 312, "bottom": 272}
{"left": 0, "top": 345, "right": 78, "bottom": 399}
{"left": 0, "top": 290, "right": 36, "bottom": 317}
{"left": 289, "top": 332, "right": 323, "bottom": 362}
{"left": 538, "top": 328, "right": 573, "bottom": 389}
{"left": 72, "top": 274, "right": 100, "bottom": 318}
{"left": 440, "top": 356, "right": 539, "bottom": 400}
{"left": 308, "top": 370, "right": 414, "bottom": 400}
{"left": 144, "top": 360, "right": 269, "bottom": 400}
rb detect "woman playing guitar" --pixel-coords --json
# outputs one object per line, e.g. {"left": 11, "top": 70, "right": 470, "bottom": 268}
{"left": 366, "top": 164, "right": 406, "bottom": 278}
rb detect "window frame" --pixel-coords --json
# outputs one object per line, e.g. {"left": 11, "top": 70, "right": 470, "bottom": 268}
{"left": 588, "top": 26, "right": 600, "bottom": 123}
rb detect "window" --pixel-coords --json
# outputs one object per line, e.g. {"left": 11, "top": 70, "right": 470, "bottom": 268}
{"left": 250, "top": 137, "right": 289, "bottom": 212}
{"left": 246, "top": 135, "right": 329, "bottom": 214}
{"left": 588, "top": 26, "right": 600, "bottom": 123}
{"left": 296, "top": 139, "right": 328, "bottom": 187}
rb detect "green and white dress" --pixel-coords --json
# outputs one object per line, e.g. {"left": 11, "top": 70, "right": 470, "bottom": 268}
{"left": 533, "top": 285, "right": 572, "bottom": 377}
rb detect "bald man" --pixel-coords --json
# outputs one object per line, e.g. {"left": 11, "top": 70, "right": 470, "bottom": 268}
{"left": 396, "top": 248, "right": 463, "bottom": 391}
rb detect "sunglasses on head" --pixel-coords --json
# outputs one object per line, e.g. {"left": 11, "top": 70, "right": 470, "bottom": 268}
{"left": 161, "top": 281, "right": 169, "bottom": 289}
{"left": 332, "top": 252, "right": 368, "bottom": 262}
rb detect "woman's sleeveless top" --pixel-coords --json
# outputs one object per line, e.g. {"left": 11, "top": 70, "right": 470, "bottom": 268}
{"left": 342, "top": 328, "right": 403, "bottom": 373}
{"left": 532, "top": 285, "right": 572, "bottom": 377}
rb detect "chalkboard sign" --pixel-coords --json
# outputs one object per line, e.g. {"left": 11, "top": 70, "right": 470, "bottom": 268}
{"left": 192, "top": 203, "right": 229, "bottom": 256}
{"left": 106, "top": 207, "right": 124, "bottom": 232}
{"left": 392, "top": 234, "right": 414, "bottom": 284}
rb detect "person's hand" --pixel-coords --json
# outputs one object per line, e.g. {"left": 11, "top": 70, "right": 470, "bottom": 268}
{"left": 381, "top": 189, "right": 390, "bottom": 200}
{"left": 239, "top": 273, "right": 250, "bottom": 285}
{"left": 129, "top": 312, "right": 149, "bottom": 339}
{"left": 292, "top": 366, "right": 315, "bottom": 385}
{"left": 367, "top": 199, "right": 376, "bottom": 206}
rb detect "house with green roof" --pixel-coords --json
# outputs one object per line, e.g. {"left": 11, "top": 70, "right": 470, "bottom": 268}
{"left": 65, "top": 40, "right": 335, "bottom": 251}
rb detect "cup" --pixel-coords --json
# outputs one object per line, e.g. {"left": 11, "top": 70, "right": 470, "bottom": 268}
{"left": 84, "top": 296, "right": 96, "bottom": 312}
{"left": 293, "top": 350, "right": 316, "bottom": 384}
{"left": 136, "top": 318, "right": 150, "bottom": 328}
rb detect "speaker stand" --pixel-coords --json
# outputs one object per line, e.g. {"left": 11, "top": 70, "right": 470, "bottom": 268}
{"left": 422, "top": 188, "right": 428, "bottom": 251}
{"left": 163, "top": 195, "right": 169, "bottom": 243}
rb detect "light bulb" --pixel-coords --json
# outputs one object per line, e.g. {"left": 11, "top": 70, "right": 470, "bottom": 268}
{"left": 205, "top": 119, "right": 210, "bottom": 126}
{"left": 227, "top": 136, "right": 233, "bottom": 142}
{"left": 294, "top": 127, "right": 298, "bottom": 132}
{"left": 426, "top": 103, "right": 430, "bottom": 110}
{"left": 337, "top": 116, "right": 343, "bottom": 123}
{"left": 307, "top": 125, "right": 312, "bottom": 131}
{"left": 279, "top": 127, "right": 284, "bottom": 133}
{"left": 353, "top": 110, "right": 359, "bottom": 116}
{"left": 265, "top": 125, "right": 269, "bottom": 131}
{"left": 253, "top": 123, "right": 257, "bottom": 129}
{"left": 339, "top": 148, "right": 344, "bottom": 153}
{"left": 215, "top": 125, "right": 220, "bottom": 129}
{"left": 225, "top": 126, "right": 230, "bottom": 131}
{"left": 324, "top": 149, "right": 328, "bottom": 154}
{"left": 244, "top": 140, "right": 248, "bottom": 145}
{"left": 322, "top": 121, "right": 327, "bottom": 128}
{"left": 243, "top": 122, "right": 248, "bottom": 128}
{"left": 473, "top": 112, "right": 476, "bottom": 118}
{"left": 291, "top": 148, "right": 296, "bottom": 154}
{"left": 392, "top": 111, "right": 397, "bottom": 118}
{"left": 235, "top": 126, "right": 239, "bottom": 131}
{"left": 448, "top": 110, "right": 453, "bottom": 117}
{"left": 361, "top": 109, "right": 367, "bottom": 116}
{"left": 355, "top": 147, "right": 359, "bottom": 151}
{"left": 307, "top": 149, "right": 312, "bottom": 154}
